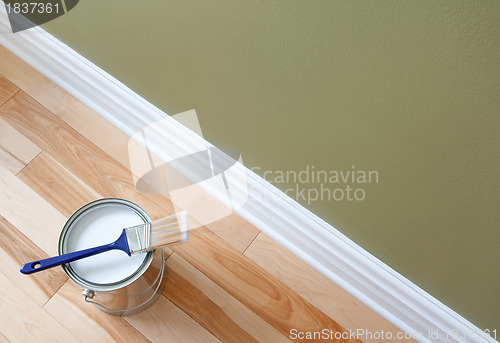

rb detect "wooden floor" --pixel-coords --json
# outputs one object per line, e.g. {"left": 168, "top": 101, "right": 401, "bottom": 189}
{"left": 0, "top": 45, "right": 413, "bottom": 343}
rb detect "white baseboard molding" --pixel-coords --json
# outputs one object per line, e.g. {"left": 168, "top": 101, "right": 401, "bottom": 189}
{"left": 0, "top": 8, "right": 496, "bottom": 343}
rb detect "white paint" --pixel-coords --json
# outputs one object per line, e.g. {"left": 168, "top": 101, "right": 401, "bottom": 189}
{"left": 0, "top": 10, "right": 497, "bottom": 342}
{"left": 65, "top": 204, "right": 147, "bottom": 284}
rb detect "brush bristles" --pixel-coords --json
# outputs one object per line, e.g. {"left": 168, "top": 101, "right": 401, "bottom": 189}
{"left": 151, "top": 211, "right": 188, "bottom": 248}
{"left": 126, "top": 211, "right": 188, "bottom": 255}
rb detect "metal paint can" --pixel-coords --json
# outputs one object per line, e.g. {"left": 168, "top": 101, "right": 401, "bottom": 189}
{"left": 58, "top": 198, "right": 166, "bottom": 316}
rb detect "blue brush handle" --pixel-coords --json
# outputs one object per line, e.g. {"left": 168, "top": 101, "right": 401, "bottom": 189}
{"left": 20, "top": 229, "right": 130, "bottom": 274}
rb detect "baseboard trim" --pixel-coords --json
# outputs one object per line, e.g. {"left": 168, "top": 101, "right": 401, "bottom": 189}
{"left": 0, "top": 8, "right": 496, "bottom": 343}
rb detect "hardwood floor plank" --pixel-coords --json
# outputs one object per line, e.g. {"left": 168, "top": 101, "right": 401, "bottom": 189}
{"left": 0, "top": 46, "right": 72, "bottom": 115}
{"left": 164, "top": 269, "right": 257, "bottom": 343}
{"left": 0, "top": 271, "right": 78, "bottom": 343}
{"left": 0, "top": 46, "right": 130, "bottom": 170}
{"left": 0, "top": 118, "right": 41, "bottom": 174}
{"left": 59, "top": 99, "right": 132, "bottom": 170}
{"left": 0, "top": 147, "right": 24, "bottom": 175}
{"left": 166, "top": 253, "right": 292, "bottom": 343}
{"left": 0, "top": 216, "right": 67, "bottom": 307}
{"left": 205, "top": 212, "right": 259, "bottom": 253}
{"left": 0, "top": 91, "right": 174, "bottom": 220}
{"left": 172, "top": 227, "right": 361, "bottom": 343}
{"left": 125, "top": 294, "right": 222, "bottom": 343}
{"left": 44, "top": 280, "right": 151, "bottom": 343}
{"left": 18, "top": 151, "right": 101, "bottom": 217}
{"left": 245, "top": 233, "right": 414, "bottom": 343}
{"left": 0, "top": 76, "right": 19, "bottom": 105}
{"left": 0, "top": 163, "right": 66, "bottom": 256}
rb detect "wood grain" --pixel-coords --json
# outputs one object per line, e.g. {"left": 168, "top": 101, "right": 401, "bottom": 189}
{"left": 0, "top": 118, "right": 41, "bottom": 174}
{"left": 125, "top": 294, "right": 222, "bottom": 343}
{"left": 0, "top": 76, "right": 19, "bottom": 105}
{"left": 0, "top": 163, "right": 66, "bottom": 256}
{"left": 169, "top": 187, "right": 260, "bottom": 252}
{"left": 58, "top": 99, "right": 133, "bottom": 170}
{"left": 172, "top": 226, "right": 362, "bottom": 343}
{"left": 18, "top": 151, "right": 101, "bottom": 217}
{"left": 44, "top": 280, "right": 151, "bottom": 343}
{"left": 0, "top": 146, "right": 24, "bottom": 175}
{"left": 0, "top": 46, "right": 71, "bottom": 115}
{"left": 205, "top": 212, "right": 260, "bottom": 253}
{"left": 0, "top": 76, "right": 40, "bottom": 175}
{"left": 0, "top": 216, "right": 67, "bottom": 307}
{"left": 0, "top": 271, "right": 78, "bottom": 343}
{"left": 245, "top": 233, "right": 415, "bottom": 343}
{"left": 166, "top": 253, "right": 292, "bottom": 343}
{"left": 0, "top": 46, "right": 133, "bottom": 171}
{"left": 0, "top": 91, "right": 174, "bottom": 220}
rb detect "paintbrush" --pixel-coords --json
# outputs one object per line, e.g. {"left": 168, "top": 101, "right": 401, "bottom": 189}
{"left": 20, "top": 211, "right": 188, "bottom": 275}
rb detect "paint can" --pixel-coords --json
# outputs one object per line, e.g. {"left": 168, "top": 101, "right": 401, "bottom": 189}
{"left": 58, "top": 198, "right": 166, "bottom": 316}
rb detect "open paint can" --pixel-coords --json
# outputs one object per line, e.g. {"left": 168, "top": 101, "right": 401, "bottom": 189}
{"left": 58, "top": 198, "right": 166, "bottom": 316}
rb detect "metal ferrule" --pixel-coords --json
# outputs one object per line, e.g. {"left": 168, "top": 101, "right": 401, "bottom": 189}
{"left": 125, "top": 223, "right": 152, "bottom": 255}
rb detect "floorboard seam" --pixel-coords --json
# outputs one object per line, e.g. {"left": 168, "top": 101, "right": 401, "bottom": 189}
{"left": 41, "top": 278, "right": 70, "bottom": 309}
{"left": 241, "top": 231, "right": 261, "bottom": 255}
{"left": 15, "top": 150, "right": 43, "bottom": 176}
{"left": 0, "top": 88, "right": 20, "bottom": 108}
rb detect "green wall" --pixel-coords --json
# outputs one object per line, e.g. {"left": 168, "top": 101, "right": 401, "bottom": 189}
{"left": 43, "top": 1, "right": 499, "bottom": 330}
